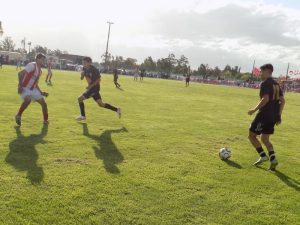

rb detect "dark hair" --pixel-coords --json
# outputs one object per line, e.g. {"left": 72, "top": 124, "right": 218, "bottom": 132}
{"left": 35, "top": 53, "right": 46, "bottom": 60}
{"left": 83, "top": 57, "right": 92, "bottom": 63}
{"left": 260, "top": 64, "right": 273, "bottom": 72}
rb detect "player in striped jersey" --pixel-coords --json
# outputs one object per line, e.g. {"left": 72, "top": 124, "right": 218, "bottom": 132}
{"left": 15, "top": 53, "right": 49, "bottom": 126}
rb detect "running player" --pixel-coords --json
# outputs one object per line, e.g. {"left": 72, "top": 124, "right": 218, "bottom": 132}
{"left": 113, "top": 68, "right": 121, "bottom": 88}
{"left": 15, "top": 53, "right": 49, "bottom": 126}
{"left": 248, "top": 64, "right": 285, "bottom": 171}
{"left": 76, "top": 57, "right": 121, "bottom": 121}
{"left": 185, "top": 74, "right": 190, "bottom": 87}
{"left": 45, "top": 58, "right": 53, "bottom": 85}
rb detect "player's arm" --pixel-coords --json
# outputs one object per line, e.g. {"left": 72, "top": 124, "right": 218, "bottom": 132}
{"left": 17, "top": 70, "right": 27, "bottom": 93}
{"left": 276, "top": 96, "right": 285, "bottom": 125}
{"left": 248, "top": 94, "right": 269, "bottom": 115}
{"left": 36, "top": 84, "right": 49, "bottom": 97}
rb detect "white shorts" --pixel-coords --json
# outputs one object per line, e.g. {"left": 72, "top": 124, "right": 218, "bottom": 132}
{"left": 21, "top": 87, "right": 43, "bottom": 101}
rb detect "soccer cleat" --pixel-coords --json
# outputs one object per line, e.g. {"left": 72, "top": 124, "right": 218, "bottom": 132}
{"left": 76, "top": 115, "right": 86, "bottom": 122}
{"left": 253, "top": 156, "right": 269, "bottom": 166}
{"left": 43, "top": 120, "right": 49, "bottom": 124}
{"left": 15, "top": 115, "right": 21, "bottom": 126}
{"left": 269, "top": 159, "right": 278, "bottom": 171}
{"left": 117, "top": 108, "right": 122, "bottom": 119}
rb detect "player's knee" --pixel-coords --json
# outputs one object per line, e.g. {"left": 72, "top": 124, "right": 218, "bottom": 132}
{"left": 78, "top": 97, "right": 84, "bottom": 103}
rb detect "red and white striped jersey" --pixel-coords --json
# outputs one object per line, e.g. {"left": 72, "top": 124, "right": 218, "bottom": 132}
{"left": 21, "top": 62, "right": 42, "bottom": 90}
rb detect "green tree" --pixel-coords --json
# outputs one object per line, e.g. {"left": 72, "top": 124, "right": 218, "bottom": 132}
{"left": 1, "top": 36, "right": 15, "bottom": 51}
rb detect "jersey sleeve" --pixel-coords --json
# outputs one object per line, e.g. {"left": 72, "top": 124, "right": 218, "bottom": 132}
{"left": 24, "top": 63, "right": 34, "bottom": 73}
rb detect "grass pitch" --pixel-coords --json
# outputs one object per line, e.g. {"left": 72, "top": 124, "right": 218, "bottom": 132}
{"left": 0, "top": 65, "right": 299, "bottom": 225}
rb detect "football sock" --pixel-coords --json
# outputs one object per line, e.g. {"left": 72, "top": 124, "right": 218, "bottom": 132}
{"left": 17, "top": 106, "right": 26, "bottom": 116}
{"left": 79, "top": 102, "right": 85, "bottom": 117}
{"left": 256, "top": 147, "right": 267, "bottom": 157}
{"left": 43, "top": 112, "right": 48, "bottom": 121}
{"left": 268, "top": 150, "right": 276, "bottom": 162}
{"left": 104, "top": 103, "right": 117, "bottom": 112}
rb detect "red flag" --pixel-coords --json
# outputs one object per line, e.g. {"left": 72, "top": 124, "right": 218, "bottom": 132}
{"left": 252, "top": 67, "right": 261, "bottom": 77}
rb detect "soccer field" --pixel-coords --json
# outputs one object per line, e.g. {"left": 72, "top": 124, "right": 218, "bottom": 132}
{"left": 0, "top": 66, "right": 299, "bottom": 225}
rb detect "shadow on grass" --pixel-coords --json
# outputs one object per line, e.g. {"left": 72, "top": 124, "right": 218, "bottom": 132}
{"left": 117, "top": 86, "right": 124, "bottom": 91}
{"left": 257, "top": 167, "right": 300, "bottom": 192}
{"left": 5, "top": 124, "right": 48, "bottom": 184}
{"left": 82, "top": 123, "right": 128, "bottom": 174}
{"left": 223, "top": 159, "right": 243, "bottom": 169}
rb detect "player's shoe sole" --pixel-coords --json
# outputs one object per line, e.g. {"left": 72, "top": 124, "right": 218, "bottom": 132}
{"left": 269, "top": 160, "right": 278, "bottom": 171}
{"left": 76, "top": 116, "right": 86, "bottom": 122}
{"left": 15, "top": 115, "right": 21, "bottom": 126}
{"left": 253, "top": 156, "right": 269, "bottom": 166}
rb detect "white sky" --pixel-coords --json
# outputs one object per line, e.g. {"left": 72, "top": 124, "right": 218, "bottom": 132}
{"left": 2, "top": 0, "right": 300, "bottom": 75}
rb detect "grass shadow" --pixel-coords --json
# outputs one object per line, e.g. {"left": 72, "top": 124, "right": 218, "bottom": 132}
{"left": 117, "top": 87, "right": 125, "bottom": 91}
{"left": 257, "top": 167, "right": 300, "bottom": 192}
{"left": 5, "top": 124, "right": 48, "bottom": 184}
{"left": 223, "top": 159, "right": 243, "bottom": 169}
{"left": 82, "top": 124, "right": 128, "bottom": 174}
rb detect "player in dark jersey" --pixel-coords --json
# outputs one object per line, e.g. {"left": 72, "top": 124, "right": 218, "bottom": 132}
{"left": 140, "top": 69, "right": 145, "bottom": 81}
{"left": 113, "top": 69, "right": 121, "bottom": 88}
{"left": 248, "top": 64, "right": 285, "bottom": 171}
{"left": 185, "top": 74, "right": 190, "bottom": 87}
{"left": 76, "top": 57, "right": 121, "bottom": 122}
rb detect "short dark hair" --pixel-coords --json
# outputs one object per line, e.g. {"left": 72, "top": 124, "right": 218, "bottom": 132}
{"left": 260, "top": 64, "right": 273, "bottom": 72}
{"left": 83, "top": 57, "right": 92, "bottom": 63}
{"left": 36, "top": 53, "right": 46, "bottom": 60}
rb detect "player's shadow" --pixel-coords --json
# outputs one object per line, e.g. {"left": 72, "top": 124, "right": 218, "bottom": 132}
{"left": 223, "top": 159, "right": 242, "bottom": 169}
{"left": 117, "top": 86, "right": 125, "bottom": 91}
{"left": 273, "top": 170, "right": 300, "bottom": 192}
{"left": 257, "top": 167, "right": 300, "bottom": 192}
{"left": 5, "top": 124, "right": 48, "bottom": 184}
{"left": 82, "top": 124, "right": 127, "bottom": 174}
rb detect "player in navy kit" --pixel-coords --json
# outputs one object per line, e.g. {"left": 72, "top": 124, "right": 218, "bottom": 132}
{"left": 76, "top": 57, "right": 121, "bottom": 121}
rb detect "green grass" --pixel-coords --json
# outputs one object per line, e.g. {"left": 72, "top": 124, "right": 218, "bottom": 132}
{"left": 0, "top": 65, "right": 299, "bottom": 225}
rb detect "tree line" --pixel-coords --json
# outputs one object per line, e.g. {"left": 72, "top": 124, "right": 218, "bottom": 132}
{"left": 1, "top": 36, "right": 255, "bottom": 81}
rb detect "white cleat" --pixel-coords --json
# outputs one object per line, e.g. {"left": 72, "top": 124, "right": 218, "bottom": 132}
{"left": 253, "top": 156, "right": 269, "bottom": 166}
{"left": 76, "top": 115, "right": 86, "bottom": 122}
{"left": 117, "top": 108, "right": 122, "bottom": 119}
{"left": 269, "top": 159, "right": 279, "bottom": 171}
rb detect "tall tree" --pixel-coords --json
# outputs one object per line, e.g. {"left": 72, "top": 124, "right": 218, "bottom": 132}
{"left": 1, "top": 36, "right": 15, "bottom": 51}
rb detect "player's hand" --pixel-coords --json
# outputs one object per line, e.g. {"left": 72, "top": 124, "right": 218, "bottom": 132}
{"left": 42, "top": 92, "right": 49, "bottom": 97}
{"left": 276, "top": 115, "right": 282, "bottom": 126}
{"left": 80, "top": 72, "right": 85, "bottom": 80}
{"left": 18, "top": 86, "right": 23, "bottom": 94}
{"left": 248, "top": 109, "right": 256, "bottom": 115}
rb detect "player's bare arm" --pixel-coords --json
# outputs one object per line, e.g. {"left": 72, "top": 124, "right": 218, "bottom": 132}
{"left": 18, "top": 70, "right": 27, "bottom": 93}
{"left": 248, "top": 94, "right": 269, "bottom": 115}
{"left": 276, "top": 96, "right": 285, "bottom": 125}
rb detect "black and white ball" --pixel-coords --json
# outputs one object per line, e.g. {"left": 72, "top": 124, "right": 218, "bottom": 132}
{"left": 219, "top": 147, "right": 231, "bottom": 160}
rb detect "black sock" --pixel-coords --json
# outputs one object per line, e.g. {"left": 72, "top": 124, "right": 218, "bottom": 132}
{"left": 256, "top": 147, "right": 267, "bottom": 157}
{"left": 104, "top": 103, "right": 117, "bottom": 112}
{"left": 268, "top": 150, "right": 276, "bottom": 162}
{"left": 79, "top": 102, "right": 85, "bottom": 117}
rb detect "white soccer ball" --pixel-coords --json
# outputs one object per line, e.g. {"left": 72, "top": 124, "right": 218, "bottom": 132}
{"left": 219, "top": 147, "right": 231, "bottom": 160}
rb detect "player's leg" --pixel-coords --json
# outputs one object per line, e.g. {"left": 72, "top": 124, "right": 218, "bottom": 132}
{"left": 15, "top": 95, "right": 31, "bottom": 126}
{"left": 249, "top": 120, "right": 269, "bottom": 165}
{"left": 36, "top": 98, "right": 48, "bottom": 123}
{"left": 261, "top": 132, "right": 278, "bottom": 171}
{"left": 94, "top": 94, "right": 121, "bottom": 118}
{"left": 77, "top": 95, "right": 87, "bottom": 121}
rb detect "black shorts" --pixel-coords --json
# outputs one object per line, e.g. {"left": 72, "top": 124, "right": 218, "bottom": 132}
{"left": 83, "top": 87, "right": 101, "bottom": 101}
{"left": 249, "top": 116, "right": 275, "bottom": 135}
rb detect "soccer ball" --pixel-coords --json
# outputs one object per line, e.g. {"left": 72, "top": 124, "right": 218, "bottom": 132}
{"left": 219, "top": 147, "right": 231, "bottom": 160}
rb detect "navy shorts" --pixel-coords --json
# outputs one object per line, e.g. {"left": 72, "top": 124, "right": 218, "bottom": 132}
{"left": 249, "top": 116, "right": 275, "bottom": 135}
{"left": 83, "top": 87, "right": 101, "bottom": 101}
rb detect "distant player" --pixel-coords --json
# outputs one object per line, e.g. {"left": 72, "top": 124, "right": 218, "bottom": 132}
{"left": 76, "top": 57, "right": 121, "bottom": 122}
{"left": 16, "top": 58, "right": 22, "bottom": 70}
{"left": 0, "top": 54, "right": 3, "bottom": 69}
{"left": 140, "top": 69, "right": 145, "bottom": 81}
{"left": 134, "top": 69, "right": 139, "bottom": 81}
{"left": 45, "top": 59, "right": 53, "bottom": 85}
{"left": 248, "top": 64, "right": 285, "bottom": 171}
{"left": 185, "top": 74, "right": 190, "bottom": 87}
{"left": 15, "top": 53, "right": 49, "bottom": 126}
{"left": 113, "top": 69, "right": 121, "bottom": 88}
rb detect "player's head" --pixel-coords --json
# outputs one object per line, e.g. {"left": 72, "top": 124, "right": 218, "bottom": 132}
{"left": 82, "top": 57, "right": 92, "bottom": 68}
{"left": 35, "top": 53, "right": 46, "bottom": 65}
{"left": 260, "top": 64, "right": 273, "bottom": 80}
